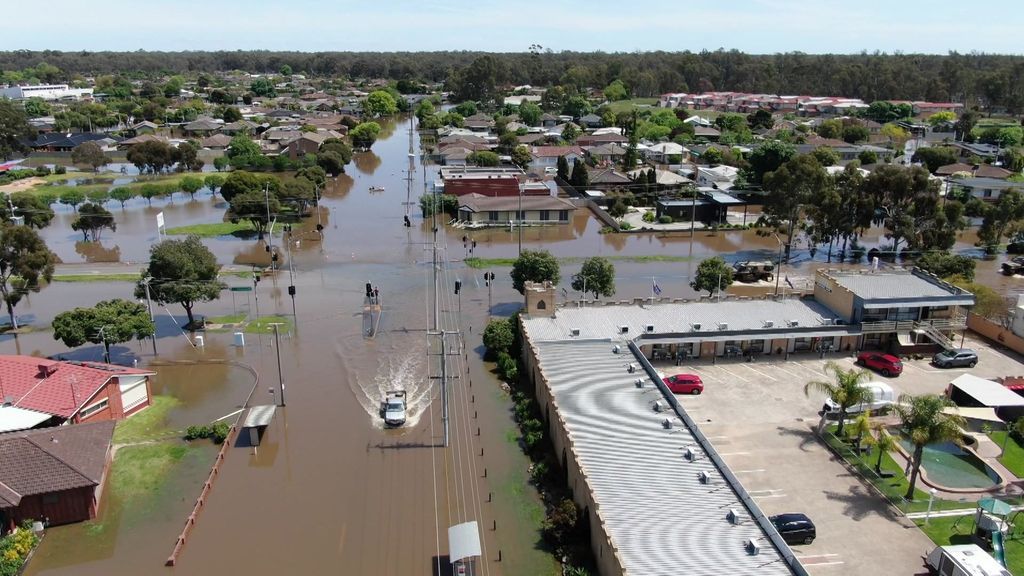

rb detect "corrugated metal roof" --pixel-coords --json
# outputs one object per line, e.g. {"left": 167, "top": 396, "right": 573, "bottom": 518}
{"left": 951, "top": 374, "right": 1024, "bottom": 407}
{"left": 529, "top": 339, "right": 795, "bottom": 575}
{"left": 242, "top": 405, "right": 276, "bottom": 428}
{"left": 829, "top": 272, "right": 966, "bottom": 301}
{"left": 0, "top": 406, "right": 51, "bottom": 433}
{"left": 524, "top": 299, "right": 842, "bottom": 342}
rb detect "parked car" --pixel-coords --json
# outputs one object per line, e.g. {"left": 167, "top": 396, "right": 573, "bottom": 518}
{"left": 856, "top": 352, "right": 903, "bottom": 377}
{"left": 821, "top": 382, "right": 897, "bottom": 417}
{"left": 663, "top": 374, "right": 703, "bottom": 395}
{"left": 932, "top": 349, "right": 979, "bottom": 369}
{"left": 770, "top": 513, "right": 816, "bottom": 545}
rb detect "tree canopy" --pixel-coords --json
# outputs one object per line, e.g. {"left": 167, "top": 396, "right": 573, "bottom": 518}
{"left": 510, "top": 249, "right": 560, "bottom": 294}
{"left": 0, "top": 223, "right": 56, "bottom": 329}
{"left": 350, "top": 122, "right": 382, "bottom": 149}
{"left": 70, "top": 141, "right": 110, "bottom": 171}
{"left": 52, "top": 299, "right": 154, "bottom": 362}
{"left": 136, "top": 235, "right": 226, "bottom": 328}
{"left": 571, "top": 257, "right": 615, "bottom": 299}
{"left": 690, "top": 256, "right": 734, "bottom": 297}
{"left": 0, "top": 100, "right": 33, "bottom": 161}
{"left": 71, "top": 202, "right": 116, "bottom": 241}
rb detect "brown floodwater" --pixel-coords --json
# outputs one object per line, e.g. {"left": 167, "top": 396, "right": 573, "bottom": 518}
{"left": 10, "top": 115, "right": 1015, "bottom": 576}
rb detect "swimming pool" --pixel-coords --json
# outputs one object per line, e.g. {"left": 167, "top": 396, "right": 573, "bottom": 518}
{"left": 895, "top": 435, "right": 1000, "bottom": 490}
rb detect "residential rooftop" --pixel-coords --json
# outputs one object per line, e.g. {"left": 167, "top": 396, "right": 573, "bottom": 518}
{"left": 822, "top": 269, "right": 973, "bottom": 303}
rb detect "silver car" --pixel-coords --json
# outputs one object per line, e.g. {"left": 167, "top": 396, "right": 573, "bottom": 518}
{"left": 932, "top": 349, "right": 978, "bottom": 368}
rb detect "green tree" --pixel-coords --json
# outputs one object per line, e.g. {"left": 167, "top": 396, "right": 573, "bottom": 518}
{"left": 927, "top": 111, "right": 957, "bottom": 126}
{"left": 561, "top": 123, "right": 580, "bottom": 143}
{"left": 23, "top": 97, "right": 51, "bottom": 118}
{"left": 511, "top": 145, "right": 532, "bottom": 170}
{"left": 109, "top": 187, "right": 134, "bottom": 209}
{"left": 71, "top": 202, "right": 116, "bottom": 241}
{"left": 894, "top": 394, "right": 966, "bottom": 499}
{"left": 126, "top": 140, "right": 175, "bottom": 174}
{"left": 453, "top": 101, "right": 478, "bottom": 117}
{"left": 816, "top": 119, "right": 843, "bottom": 139}
{"left": 746, "top": 140, "right": 796, "bottom": 186}
{"left": 701, "top": 147, "right": 723, "bottom": 165}
{"left": 226, "top": 134, "right": 262, "bottom": 160}
{"left": 607, "top": 198, "right": 628, "bottom": 218}
{"left": 180, "top": 175, "right": 204, "bottom": 200}
{"left": 221, "top": 106, "right": 243, "bottom": 123}
{"left": 415, "top": 100, "right": 436, "bottom": 123}
{"left": 858, "top": 150, "right": 878, "bottom": 165}
{"left": 690, "top": 256, "right": 734, "bottom": 297}
{"left": 482, "top": 318, "right": 514, "bottom": 358}
{"left": 52, "top": 299, "right": 154, "bottom": 363}
{"left": 0, "top": 100, "right": 34, "bottom": 160}
{"left": 804, "top": 361, "right": 871, "bottom": 436}
{"left": 978, "top": 189, "right": 1024, "bottom": 253}
{"left": 510, "top": 249, "right": 560, "bottom": 294}
{"left": 280, "top": 177, "right": 315, "bottom": 213}
{"left": 320, "top": 138, "right": 353, "bottom": 165}
{"left": 249, "top": 77, "right": 277, "bottom": 98}
{"left": 762, "top": 154, "right": 829, "bottom": 256}
{"left": 58, "top": 189, "right": 86, "bottom": 211}
{"left": 419, "top": 193, "right": 458, "bottom": 217}
{"left": 227, "top": 190, "right": 280, "bottom": 237}
{"left": 350, "top": 122, "right": 381, "bottom": 149}
{"left": 85, "top": 189, "right": 109, "bottom": 205}
{"left": 913, "top": 147, "right": 959, "bottom": 173}
{"left": 915, "top": 252, "right": 976, "bottom": 281}
{"left": 862, "top": 165, "right": 942, "bottom": 253}
{"left": 571, "top": 257, "right": 615, "bottom": 299}
{"left": 0, "top": 193, "right": 54, "bottom": 228}
{"left": 811, "top": 147, "right": 839, "bottom": 167}
{"left": 363, "top": 90, "right": 399, "bottom": 117}
{"left": 219, "top": 170, "right": 279, "bottom": 203}
{"left": 518, "top": 102, "right": 543, "bottom": 126}
{"left": 317, "top": 151, "right": 346, "bottom": 177}
{"left": 562, "top": 95, "right": 592, "bottom": 118}
{"left": 280, "top": 64, "right": 293, "bottom": 76}
{"left": 175, "top": 141, "right": 203, "bottom": 171}
{"left": 70, "top": 141, "right": 110, "bottom": 171}
{"left": 842, "top": 124, "right": 870, "bottom": 144}
{"left": 569, "top": 159, "right": 589, "bottom": 188}
{"left": 0, "top": 223, "right": 55, "bottom": 329}
{"left": 556, "top": 156, "right": 570, "bottom": 180}
{"left": 204, "top": 174, "right": 225, "bottom": 197}
{"left": 468, "top": 150, "right": 500, "bottom": 167}
{"left": 603, "top": 79, "right": 629, "bottom": 101}
{"left": 136, "top": 235, "right": 226, "bottom": 329}
{"left": 747, "top": 109, "right": 774, "bottom": 130}
{"left": 865, "top": 425, "right": 898, "bottom": 475}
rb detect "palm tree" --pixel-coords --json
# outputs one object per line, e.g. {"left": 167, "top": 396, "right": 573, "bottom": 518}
{"left": 850, "top": 410, "right": 873, "bottom": 453}
{"left": 804, "top": 361, "right": 872, "bottom": 436}
{"left": 864, "top": 424, "right": 898, "bottom": 475}
{"left": 893, "top": 393, "right": 966, "bottom": 500}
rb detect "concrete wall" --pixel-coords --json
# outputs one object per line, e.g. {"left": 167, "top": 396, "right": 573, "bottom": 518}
{"left": 813, "top": 272, "right": 856, "bottom": 321}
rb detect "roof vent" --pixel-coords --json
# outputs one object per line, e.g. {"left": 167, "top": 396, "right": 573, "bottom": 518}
{"left": 684, "top": 446, "right": 696, "bottom": 461}
{"left": 570, "top": 328, "right": 581, "bottom": 337}
{"left": 690, "top": 323, "right": 702, "bottom": 331}
{"left": 634, "top": 378, "right": 644, "bottom": 388}
{"left": 698, "top": 470, "right": 711, "bottom": 484}
{"left": 619, "top": 325, "right": 629, "bottom": 334}
{"left": 763, "top": 320, "right": 774, "bottom": 328}
{"left": 627, "top": 363, "right": 636, "bottom": 374}
{"left": 746, "top": 539, "right": 761, "bottom": 555}
{"left": 788, "top": 320, "right": 800, "bottom": 327}
{"left": 653, "top": 400, "right": 663, "bottom": 412}
{"left": 718, "top": 322, "right": 729, "bottom": 330}
{"left": 2, "top": 396, "right": 13, "bottom": 407}
{"left": 612, "top": 345, "right": 621, "bottom": 354}
{"left": 662, "top": 418, "right": 673, "bottom": 430}
{"left": 37, "top": 364, "right": 57, "bottom": 377}
{"left": 727, "top": 509, "right": 740, "bottom": 524}
{"left": 822, "top": 318, "right": 835, "bottom": 325}
{"left": 646, "top": 324, "right": 655, "bottom": 333}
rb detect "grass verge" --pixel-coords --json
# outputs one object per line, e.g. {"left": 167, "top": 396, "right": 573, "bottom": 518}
{"left": 52, "top": 273, "right": 139, "bottom": 283}
{"left": 916, "top": 515, "right": 1023, "bottom": 575}
{"left": 245, "top": 315, "right": 293, "bottom": 334}
{"left": 109, "top": 442, "right": 190, "bottom": 503}
{"left": 113, "top": 395, "right": 181, "bottom": 444}
{"left": 206, "top": 313, "right": 247, "bottom": 325}
{"left": 604, "top": 98, "right": 660, "bottom": 114}
{"left": 165, "top": 221, "right": 255, "bottom": 237}
{"left": 989, "top": 431, "right": 1024, "bottom": 477}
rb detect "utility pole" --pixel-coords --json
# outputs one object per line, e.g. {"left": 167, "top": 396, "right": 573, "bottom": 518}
{"left": 429, "top": 329, "right": 457, "bottom": 447}
{"left": 518, "top": 180, "right": 524, "bottom": 255}
{"left": 264, "top": 183, "right": 274, "bottom": 269}
{"left": 270, "top": 323, "right": 286, "bottom": 407}
{"left": 286, "top": 230, "right": 297, "bottom": 321}
{"left": 252, "top": 267, "right": 260, "bottom": 320}
{"left": 142, "top": 277, "right": 158, "bottom": 356}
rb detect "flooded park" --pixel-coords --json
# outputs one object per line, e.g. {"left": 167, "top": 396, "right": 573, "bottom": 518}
{"left": 3, "top": 115, "right": 1020, "bottom": 576}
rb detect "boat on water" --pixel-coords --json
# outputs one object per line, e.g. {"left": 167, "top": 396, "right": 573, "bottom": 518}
{"left": 369, "top": 186, "right": 385, "bottom": 192}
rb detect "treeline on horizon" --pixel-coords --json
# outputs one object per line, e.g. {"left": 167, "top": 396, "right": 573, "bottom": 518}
{"left": 2, "top": 49, "right": 1023, "bottom": 111}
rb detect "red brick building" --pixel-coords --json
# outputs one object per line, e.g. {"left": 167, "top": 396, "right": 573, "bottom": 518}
{"left": 0, "top": 420, "right": 115, "bottom": 530}
{"left": 0, "top": 356, "right": 154, "bottom": 432}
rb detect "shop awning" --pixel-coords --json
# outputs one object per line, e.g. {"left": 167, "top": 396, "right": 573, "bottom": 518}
{"left": 448, "top": 521, "right": 481, "bottom": 563}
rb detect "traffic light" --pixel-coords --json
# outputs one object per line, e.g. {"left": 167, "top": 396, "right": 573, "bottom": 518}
{"left": 454, "top": 280, "right": 462, "bottom": 295}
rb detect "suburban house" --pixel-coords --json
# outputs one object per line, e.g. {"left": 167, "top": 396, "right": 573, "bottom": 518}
{"left": 182, "top": 118, "right": 222, "bottom": 136}
{"left": 694, "top": 164, "right": 740, "bottom": 189}
{"left": 0, "top": 420, "right": 115, "bottom": 530}
{"left": 644, "top": 142, "right": 688, "bottom": 164}
{"left": 456, "top": 194, "right": 576, "bottom": 226}
{"left": 32, "top": 133, "right": 119, "bottom": 153}
{"left": 693, "top": 126, "right": 721, "bottom": 141}
{"left": 576, "top": 132, "right": 628, "bottom": 147}
{"left": 935, "top": 163, "right": 1014, "bottom": 180}
{"left": 438, "top": 166, "right": 526, "bottom": 197}
{"left": 0, "top": 84, "right": 93, "bottom": 101}
{"left": 578, "top": 113, "right": 603, "bottom": 129}
{"left": 951, "top": 177, "right": 1024, "bottom": 202}
{"left": 529, "top": 146, "right": 584, "bottom": 173}
{"left": 0, "top": 356, "right": 155, "bottom": 434}
{"left": 131, "top": 121, "right": 158, "bottom": 135}
{"left": 584, "top": 143, "right": 626, "bottom": 165}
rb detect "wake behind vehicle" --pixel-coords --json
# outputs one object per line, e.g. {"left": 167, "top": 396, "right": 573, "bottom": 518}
{"left": 381, "top": 390, "right": 407, "bottom": 427}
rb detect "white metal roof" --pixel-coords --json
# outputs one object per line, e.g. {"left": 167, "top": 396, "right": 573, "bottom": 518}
{"left": 447, "top": 521, "right": 481, "bottom": 563}
{"left": 829, "top": 271, "right": 969, "bottom": 302}
{"left": 0, "top": 406, "right": 50, "bottom": 433}
{"left": 242, "top": 405, "right": 277, "bottom": 428}
{"left": 527, "top": 339, "right": 796, "bottom": 575}
{"left": 950, "top": 374, "right": 1024, "bottom": 407}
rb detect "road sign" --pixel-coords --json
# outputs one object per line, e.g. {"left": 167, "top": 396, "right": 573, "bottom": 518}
{"left": 230, "top": 286, "right": 252, "bottom": 292}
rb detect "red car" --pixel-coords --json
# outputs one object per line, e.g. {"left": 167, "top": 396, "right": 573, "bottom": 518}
{"left": 856, "top": 352, "right": 903, "bottom": 377}
{"left": 663, "top": 374, "right": 704, "bottom": 394}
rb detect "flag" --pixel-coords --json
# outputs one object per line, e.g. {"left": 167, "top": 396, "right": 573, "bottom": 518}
{"left": 785, "top": 276, "right": 794, "bottom": 289}
{"left": 653, "top": 279, "right": 662, "bottom": 295}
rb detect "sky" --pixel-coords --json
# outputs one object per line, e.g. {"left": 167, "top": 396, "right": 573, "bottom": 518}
{"left": 3, "top": 0, "right": 1023, "bottom": 55}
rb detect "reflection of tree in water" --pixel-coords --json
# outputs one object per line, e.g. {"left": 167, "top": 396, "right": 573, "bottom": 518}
{"left": 374, "top": 116, "right": 399, "bottom": 140}
{"left": 232, "top": 239, "right": 277, "bottom": 268}
{"left": 322, "top": 173, "right": 354, "bottom": 200}
{"left": 75, "top": 240, "right": 121, "bottom": 263}
{"left": 352, "top": 151, "right": 382, "bottom": 175}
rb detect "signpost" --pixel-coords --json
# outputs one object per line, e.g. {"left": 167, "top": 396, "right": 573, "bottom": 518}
{"left": 156, "top": 211, "right": 165, "bottom": 240}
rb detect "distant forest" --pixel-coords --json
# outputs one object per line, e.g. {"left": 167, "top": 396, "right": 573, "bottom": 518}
{"left": 2, "top": 50, "right": 1024, "bottom": 112}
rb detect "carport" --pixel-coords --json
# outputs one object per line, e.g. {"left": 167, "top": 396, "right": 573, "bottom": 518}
{"left": 241, "top": 404, "right": 276, "bottom": 449}
{"left": 947, "top": 374, "right": 1024, "bottom": 422}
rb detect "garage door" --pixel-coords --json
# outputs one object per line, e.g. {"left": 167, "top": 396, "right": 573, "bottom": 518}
{"left": 119, "top": 377, "right": 148, "bottom": 412}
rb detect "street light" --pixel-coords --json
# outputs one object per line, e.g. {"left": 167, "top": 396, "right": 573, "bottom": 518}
{"left": 773, "top": 233, "right": 784, "bottom": 296}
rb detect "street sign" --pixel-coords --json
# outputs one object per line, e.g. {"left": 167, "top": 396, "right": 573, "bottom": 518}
{"left": 230, "top": 286, "right": 252, "bottom": 292}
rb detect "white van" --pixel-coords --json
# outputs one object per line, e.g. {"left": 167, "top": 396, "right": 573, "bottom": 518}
{"left": 822, "top": 382, "right": 896, "bottom": 416}
{"left": 926, "top": 544, "right": 1010, "bottom": 576}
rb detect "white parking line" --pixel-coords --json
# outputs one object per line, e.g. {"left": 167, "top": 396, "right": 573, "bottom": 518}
{"left": 718, "top": 451, "right": 751, "bottom": 456}
{"left": 739, "top": 364, "right": 778, "bottom": 382}
{"left": 732, "top": 469, "right": 766, "bottom": 474}
{"left": 803, "top": 560, "right": 845, "bottom": 567}
{"left": 771, "top": 363, "right": 804, "bottom": 380}
{"left": 718, "top": 365, "right": 751, "bottom": 383}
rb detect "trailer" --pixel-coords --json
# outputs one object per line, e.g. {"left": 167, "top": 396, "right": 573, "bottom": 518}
{"left": 925, "top": 544, "right": 1009, "bottom": 576}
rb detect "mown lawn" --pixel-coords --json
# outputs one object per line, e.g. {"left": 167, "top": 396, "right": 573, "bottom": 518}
{"left": 52, "top": 273, "right": 140, "bottom": 283}
{"left": 989, "top": 431, "right": 1024, "bottom": 478}
{"left": 165, "top": 221, "right": 255, "bottom": 237}
{"left": 245, "top": 315, "right": 293, "bottom": 334}
{"left": 113, "top": 395, "right": 181, "bottom": 444}
{"left": 916, "top": 515, "right": 1021, "bottom": 574}
{"left": 109, "top": 442, "right": 190, "bottom": 503}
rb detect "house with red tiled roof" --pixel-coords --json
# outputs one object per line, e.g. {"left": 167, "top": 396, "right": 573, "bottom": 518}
{"left": 0, "top": 420, "right": 115, "bottom": 530}
{"left": 0, "top": 356, "right": 154, "bottom": 433}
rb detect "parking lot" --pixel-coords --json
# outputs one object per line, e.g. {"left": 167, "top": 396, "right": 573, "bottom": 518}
{"left": 659, "top": 335, "right": 1024, "bottom": 575}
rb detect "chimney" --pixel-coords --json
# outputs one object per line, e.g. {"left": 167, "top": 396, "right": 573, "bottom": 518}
{"left": 37, "top": 363, "right": 58, "bottom": 378}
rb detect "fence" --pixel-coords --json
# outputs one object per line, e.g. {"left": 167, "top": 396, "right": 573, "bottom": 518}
{"left": 968, "top": 313, "right": 1024, "bottom": 356}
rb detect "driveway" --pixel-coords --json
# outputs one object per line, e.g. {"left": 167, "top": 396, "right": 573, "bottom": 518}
{"left": 655, "top": 336, "right": 1022, "bottom": 575}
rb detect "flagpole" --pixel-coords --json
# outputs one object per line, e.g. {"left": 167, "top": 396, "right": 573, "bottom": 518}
{"left": 651, "top": 276, "right": 655, "bottom": 304}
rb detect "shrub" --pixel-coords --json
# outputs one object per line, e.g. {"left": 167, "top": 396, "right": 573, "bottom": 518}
{"left": 483, "top": 319, "right": 514, "bottom": 357}
{"left": 54, "top": 165, "right": 67, "bottom": 175}
{"left": 185, "top": 422, "right": 231, "bottom": 444}
{"left": 211, "top": 422, "right": 231, "bottom": 444}
{"left": 619, "top": 222, "right": 633, "bottom": 230}
{"left": 530, "top": 460, "right": 549, "bottom": 484}
{"left": 184, "top": 425, "right": 212, "bottom": 440}
{"left": 642, "top": 211, "right": 656, "bottom": 223}
{"left": 1011, "top": 418, "right": 1024, "bottom": 444}
{"left": 0, "top": 521, "right": 41, "bottom": 576}
{"left": 35, "top": 165, "right": 52, "bottom": 176}
{"left": 658, "top": 215, "right": 673, "bottom": 224}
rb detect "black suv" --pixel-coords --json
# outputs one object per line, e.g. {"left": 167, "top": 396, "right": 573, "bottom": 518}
{"left": 932, "top": 349, "right": 979, "bottom": 369}
{"left": 770, "top": 513, "right": 816, "bottom": 545}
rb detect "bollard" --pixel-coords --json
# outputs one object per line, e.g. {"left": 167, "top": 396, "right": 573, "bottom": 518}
{"left": 472, "top": 395, "right": 475, "bottom": 403}
{"left": 477, "top": 427, "right": 480, "bottom": 436}
{"left": 492, "top": 519, "right": 496, "bottom": 531}
{"left": 467, "top": 365, "right": 469, "bottom": 374}
{"left": 480, "top": 447, "right": 484, "bottom": 456}
{"left": 483, "top": 468, "right": 487, "bottom": 478}
{"left": 498, "top": 550, "right": 502, "bottom": 562}
{"left": 474, "top": 410, "right": 477, "bottom": 419}
{"left": 488, "top": 492, "right": 492, "bottom": 502}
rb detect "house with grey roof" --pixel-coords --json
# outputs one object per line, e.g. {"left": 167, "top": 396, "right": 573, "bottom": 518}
{"left": 456, "top": 193, "right": 575, "bottom": 226}
{"left": 950, "top": 176, "right": 1024, "bottom": 202}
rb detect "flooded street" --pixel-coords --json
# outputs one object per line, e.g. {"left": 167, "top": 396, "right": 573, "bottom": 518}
{"left": 6, "top": 115, "right": 1014, "bottom": 576}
